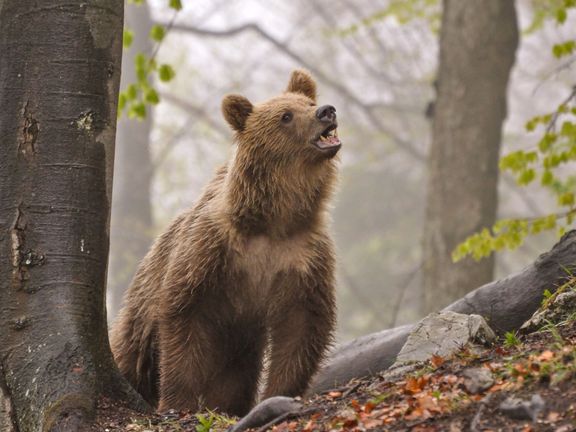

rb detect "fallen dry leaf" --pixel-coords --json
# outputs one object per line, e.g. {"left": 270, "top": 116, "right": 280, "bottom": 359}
{"left": 405, "top": 375, "right": 429, "bottom": 394}
{"left": 431, "top": 354, "right": 445, "bottom": 368}
{"left": 536, "top": 350, "right": 555, "bottom": 362}
{"left": 363, "top": 401, "right": 375, "bottom": 414}
{"left": 362, "top": 417, "right": 384, "bottom": 429}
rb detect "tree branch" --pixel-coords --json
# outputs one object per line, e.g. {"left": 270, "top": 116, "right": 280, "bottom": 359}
{"left": 166, "top": 21, "right": 426, "bottom": 162}
{"left": 152, "top": 92, "right": 229, "bottom": 174}
{"left": 159, "top": 92, "right": 228, "bottom": 137}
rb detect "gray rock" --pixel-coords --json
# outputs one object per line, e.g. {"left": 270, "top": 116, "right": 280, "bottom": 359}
{"left": 378, "top": 363, "right": 422, "bottom": 383}
{"left": 392, "top": 312, "right": 496, "bottom": 367}
{"left": 498, "top": 394, "right": 545, "bottom": 421}
{"left": 521, "top": 290, "right": 576, "bottom": 333}
{"left": 462, "top": 368, "right": 494, "bottom": 394}
{"left": 228, "top": 396, "right": 302, "bottom": 432}
{"left": 308, "top": 324, "right": 413, "bottom": 394}
{"left": 308, "top": 231, "right": 576, "bottom": 395}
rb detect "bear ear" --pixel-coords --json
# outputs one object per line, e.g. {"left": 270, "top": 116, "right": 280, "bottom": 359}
{"left": 222, "top": 94, "right": 253, "bottom": 132}
{"left": 285, "top": 69, "right": 317, "bottom": 102}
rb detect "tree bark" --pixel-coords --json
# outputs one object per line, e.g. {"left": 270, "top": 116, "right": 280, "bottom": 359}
{"left": 422, "top": 0, "right": 519, "bottom": 314}
{"left": 0, "top": 1, "right": 146, "bottom": 430}
{"left": 108, "top": 2, "right": 154, "bottom": 320}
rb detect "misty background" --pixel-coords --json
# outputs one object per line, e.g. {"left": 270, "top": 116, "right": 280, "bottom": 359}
{"left": 108, "top": 0, "right": 575, "bottom": 342}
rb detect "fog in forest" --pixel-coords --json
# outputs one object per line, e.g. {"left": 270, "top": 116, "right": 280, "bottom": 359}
{"left": 108, "top": 0, "right": 575, "bottom": 342}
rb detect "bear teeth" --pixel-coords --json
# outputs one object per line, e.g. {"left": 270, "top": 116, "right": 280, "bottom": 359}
{"left": 321, "top": 129, "right": 337, "bottom": 140}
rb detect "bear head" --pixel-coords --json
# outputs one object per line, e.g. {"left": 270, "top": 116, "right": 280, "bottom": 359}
{"left": 221, "top": 70, "right": 341, "bottom": 163}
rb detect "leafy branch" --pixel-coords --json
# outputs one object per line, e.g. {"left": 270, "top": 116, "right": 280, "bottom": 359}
{"left": 454, "top": 1, "right": 576, "bottom": 262}
{"left": 118, "top": 0, "right": 182, "bottom": 119}
{"left": 336, "top": 0, "right": 441, "bottom": 37}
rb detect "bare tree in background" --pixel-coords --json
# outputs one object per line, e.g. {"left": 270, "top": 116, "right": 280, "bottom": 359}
{"left": 0, "top": 1, "right": 145, "bottom": 430}
{"left": 108, "top": 2, "right": 155, "bottom": 319}
{"left": 422, "top": 0, "right": 519, "bottom": 314}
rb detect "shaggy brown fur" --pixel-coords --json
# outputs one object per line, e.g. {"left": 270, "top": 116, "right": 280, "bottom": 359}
{"left": 110, "top": 70, "right": 340, "bottom": 416}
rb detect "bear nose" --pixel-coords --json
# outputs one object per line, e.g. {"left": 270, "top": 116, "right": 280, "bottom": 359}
{"left": 316, "top": 105, "right": 336, "bottom": 122}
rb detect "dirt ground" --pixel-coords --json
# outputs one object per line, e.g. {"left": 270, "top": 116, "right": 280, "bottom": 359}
{"left": 92, "top": 321, "right": 576, "bottom": 432}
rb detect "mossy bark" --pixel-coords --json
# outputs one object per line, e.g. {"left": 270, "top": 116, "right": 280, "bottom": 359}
{"left": 422, "top": 0, "right": 519, "bottom": 314}
{"left": 0, "top": 1, "right": 147, "bottom": 431}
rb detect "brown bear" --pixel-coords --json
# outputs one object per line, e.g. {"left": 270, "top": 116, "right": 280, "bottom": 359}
{"left": 110, "top": 69, "right": 341, "bottom": 416}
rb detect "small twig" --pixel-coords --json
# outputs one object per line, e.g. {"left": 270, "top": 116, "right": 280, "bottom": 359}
{"left": 533, "top": 55, "right": 576, "bottom": 96}
{"left": 545, "top": 84, "right": 576, "bottom": 134}
{"left": 390, "top": 263, "right": 422, "bottom": 327}
{"left": 341, "top": 381, "right": 363, "bottom": 398}
{"left": 339, "top": 265, "right": 389, "bottom": 328}
{"left": 501, "top": 207, "right": 576, "bottom": 225}
{"left": 165, "top": 21, "right": 426, "bottom": 162}
{"left": 149, "top": 9, "right": 178, "bottom": 63}
{"left": 255, "top": 407, "right": 318, "bottom": 432}
{"left": 470, "top": 393, "right": 493, "bottom": 432}
{"left": 405, "top": 417, "right": 432, "bottom": 428}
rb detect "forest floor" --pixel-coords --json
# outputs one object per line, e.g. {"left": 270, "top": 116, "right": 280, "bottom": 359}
{"left": 92, "top": 321, "right": 576, "bottom": 432}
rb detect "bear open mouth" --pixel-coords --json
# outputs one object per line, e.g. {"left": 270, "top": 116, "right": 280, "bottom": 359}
{"left": 313, "top": 124, "right": 341, "bottom": 152}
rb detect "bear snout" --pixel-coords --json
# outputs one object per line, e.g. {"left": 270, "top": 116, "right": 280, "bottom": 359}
{"left": 316, "top": 105, "right": 336, "bottom": 122}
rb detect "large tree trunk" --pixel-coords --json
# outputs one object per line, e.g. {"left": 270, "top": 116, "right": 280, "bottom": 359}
{"left": 422, "top": 0, "right": 519, "bottom": 314}
{"left": 0, "top": 1, "right": 146, "bottom": 430}
{"left": 108, "top": 2, "right": 154, "bottom": 320}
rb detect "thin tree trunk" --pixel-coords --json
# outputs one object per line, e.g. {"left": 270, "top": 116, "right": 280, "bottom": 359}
{"left": 0, "top": 1, "right": 146, "bottom": 430}
{"left": 108, "top": 2, "right": 154, "bottom": 320}
{"left": 422, "top": 0, "right": 519, "bottom": 314}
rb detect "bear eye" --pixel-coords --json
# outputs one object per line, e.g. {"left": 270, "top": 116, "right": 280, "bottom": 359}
{"left": 281, "top": 112, "right": 293, "bottom": 123}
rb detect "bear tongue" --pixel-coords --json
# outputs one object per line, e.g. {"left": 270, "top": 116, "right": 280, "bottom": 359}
{"left": 317, "top": 135, "right": 341, "bottom": 148}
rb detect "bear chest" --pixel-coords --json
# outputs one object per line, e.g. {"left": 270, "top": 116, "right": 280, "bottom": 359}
{"left": 231, "top": 235, "right": 310, "bottom": 305}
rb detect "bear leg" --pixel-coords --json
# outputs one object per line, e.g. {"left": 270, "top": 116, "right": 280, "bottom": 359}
{"left": 263, "top": 273, "right": 335, "bottom": 399}
{"left": 158, "top": 315, "right": 266, "bottom": 417}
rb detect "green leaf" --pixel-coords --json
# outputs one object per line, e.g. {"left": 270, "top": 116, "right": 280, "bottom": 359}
{"left": 556, "top": 8, "right": 567, "bottom": 23}
{"left": 123, "top": 29, "right": 134, "bottom": 48}
{"left": 145, "top": 88, "right": 160, "bottom": 105}
{"left": 542, "top": 170, "right": 555, "bottom": 186}
{"left": 518, "top": 168, "right": 536, "bottom": 185}
{"left": 126, "top": 84, "right": 138, "bottom": 101}
{"left": 560, "top": 120, "right": 576, "bottom": 137}
{"left": 169, "top": 0, "right": 182, "bottom": 10}
{"left": 552, "top": 40, "right": 576, "bottom": 58}
{"left": 150, "top": 24, "right": 166, "bottom": 42}
{"left": 538, "top": 133, "right": 557, "bottom": 152}
{"left": 118, "top": 92, "right": 127, "bottom": 112}
{"left": 525, "top": 118, "right": 538, "bottom": 132}
{"left": 128, "top": 102, "right": 147, "bottom": 120}
{"left": 158, "top": 64, "right": 175, "bottom": 82}
{"left": 135, "top": 52, "right": 148, "bottom": 82}
{"left": 559, "top": 192, "right": 575, "bottom": 207}
{"left": 553, "top": 43, "right": 564, "bottom": 58}
{"left": 544, "top": 214, "right": 557, "bottom": 229}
